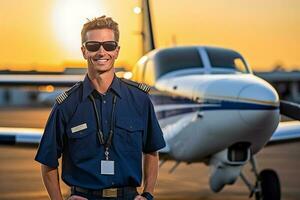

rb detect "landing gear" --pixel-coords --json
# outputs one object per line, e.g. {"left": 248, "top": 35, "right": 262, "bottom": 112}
{"left": 240, "top": 155, "right": 281, "bottom": 200}
{"left": 257, "top": 169, "right": 281, "bottom": 200}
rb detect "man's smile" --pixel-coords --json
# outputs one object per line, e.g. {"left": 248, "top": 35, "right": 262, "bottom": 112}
{"left": 92, "top": 57, "right": 110, "bottom": 64}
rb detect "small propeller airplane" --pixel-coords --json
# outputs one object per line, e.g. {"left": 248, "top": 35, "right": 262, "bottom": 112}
{"left": 0, "top": 1, "right": 300, "bottom": 200}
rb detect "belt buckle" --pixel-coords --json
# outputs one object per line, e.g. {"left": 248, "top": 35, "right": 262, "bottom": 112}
{"left": 102, "top": 188, "right": 118, "bottom": 197}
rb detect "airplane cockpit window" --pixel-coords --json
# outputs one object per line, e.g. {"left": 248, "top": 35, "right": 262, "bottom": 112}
{"left": 206, "top": 47, "right": 249, "bottom": 73}
{"left": 155, "top": 47, "right": 204, "bottom": 78}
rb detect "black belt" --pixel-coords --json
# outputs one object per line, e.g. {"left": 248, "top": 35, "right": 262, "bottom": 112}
{"left": 71, "top": 186, "right": 137, "bottom": 198}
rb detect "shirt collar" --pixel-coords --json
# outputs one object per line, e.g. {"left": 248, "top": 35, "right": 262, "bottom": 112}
{"left": 82, "top": 74, "right": 122, "bottom": 101}
{"left": 82, "top": 75, "right": 94, "bottom": 101}
{"left": 109, "top": 75, "right": 122, "bottom": 98}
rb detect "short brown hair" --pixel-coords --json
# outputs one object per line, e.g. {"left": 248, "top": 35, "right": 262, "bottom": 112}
{"left": 81, "top": 15, "right": 119, "bottom": 44}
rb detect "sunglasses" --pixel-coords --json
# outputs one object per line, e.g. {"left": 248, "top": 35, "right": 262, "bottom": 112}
{"left": 83, "top": 41, "right": 118, "bottom": 52}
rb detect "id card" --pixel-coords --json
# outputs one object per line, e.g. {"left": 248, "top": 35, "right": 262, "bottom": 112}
{"left": 101, "top": 160, "right": 114, "bottom": 175}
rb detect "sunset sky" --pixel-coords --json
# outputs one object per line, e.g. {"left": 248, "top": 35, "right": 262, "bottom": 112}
{"left": 0, "top": 0, "right": 299, "bottom": 72}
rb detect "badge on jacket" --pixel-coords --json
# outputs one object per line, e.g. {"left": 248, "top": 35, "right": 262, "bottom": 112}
{"left": 71, "top": 123, "right": 88, "bottom": 133}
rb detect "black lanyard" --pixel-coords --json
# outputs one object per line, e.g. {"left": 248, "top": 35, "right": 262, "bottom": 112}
{"left": 89, "top": 93, "right": 117, "bottom": 154}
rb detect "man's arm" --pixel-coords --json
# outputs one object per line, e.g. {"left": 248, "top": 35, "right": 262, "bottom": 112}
{"left": 135, "top": 152, "right": 159, "bottom": 200}
{"left": 41, "top": 164, "right": 63, "bottom": 200}
{"left": 143, "top": 151, "right": 159, "bottom": 194}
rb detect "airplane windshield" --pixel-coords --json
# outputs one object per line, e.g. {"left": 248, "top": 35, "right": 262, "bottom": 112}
{"left": 206, "top": 48, "right": 249, "bottom": 73}
{"left": 155, "top": 47, "right": 204, "bottom": 78}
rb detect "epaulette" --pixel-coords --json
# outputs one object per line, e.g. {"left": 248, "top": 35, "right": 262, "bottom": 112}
{"left": 56, "top": 81, "right": 82, "bottom": 104}
{"left": 120, "top": 78, "right": 151, "bottom": 93}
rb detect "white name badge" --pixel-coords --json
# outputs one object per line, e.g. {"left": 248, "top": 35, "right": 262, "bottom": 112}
{"left": 101, "top": 160, "right": 115, "bottom": 175}
{"left": 71, "top": 123, "right": 87, "bottom": 133}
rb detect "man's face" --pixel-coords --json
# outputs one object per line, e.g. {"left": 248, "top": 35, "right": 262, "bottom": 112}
{"left": 81, "top": 28, "right": 120, "bottom": 75}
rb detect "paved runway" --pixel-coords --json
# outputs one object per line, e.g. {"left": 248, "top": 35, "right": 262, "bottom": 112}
{"left": 0, "top": 108, "right": 299, "bottom": 200}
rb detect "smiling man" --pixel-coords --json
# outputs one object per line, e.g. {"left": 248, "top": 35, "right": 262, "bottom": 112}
{"left": 35, "top": 16, "right": 165, "bottom": 200}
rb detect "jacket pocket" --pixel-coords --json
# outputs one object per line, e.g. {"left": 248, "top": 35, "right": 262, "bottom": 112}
{"left": 66, "top": 126, "right": 99, "bottom": 163}
{"left": 115, "top": 117, "right": 143, "bottom": 152}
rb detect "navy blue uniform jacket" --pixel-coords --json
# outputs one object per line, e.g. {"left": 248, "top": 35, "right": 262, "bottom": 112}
{"left": 35, "top": 75, "right": 166, "bottom": 189}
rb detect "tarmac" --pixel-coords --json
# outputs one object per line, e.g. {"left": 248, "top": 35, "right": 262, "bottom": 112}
{"left": 0, "top": 107, "right": 299, "bottom": 200}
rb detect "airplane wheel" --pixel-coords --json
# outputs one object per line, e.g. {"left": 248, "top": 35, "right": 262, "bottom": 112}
{"left": 255, "top": 169, "right": 281, "bottom": 200}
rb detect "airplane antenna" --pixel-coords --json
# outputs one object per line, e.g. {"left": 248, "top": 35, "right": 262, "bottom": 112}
{"left": 141, "top": 0, "right": 155, "bottom": 54}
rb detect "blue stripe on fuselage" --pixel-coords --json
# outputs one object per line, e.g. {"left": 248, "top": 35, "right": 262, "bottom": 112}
{"left": 150, "top": 94, "right": 195, "bottom": 105}
{"left": 150, "top": 95, "right": 278, "bottom": 120}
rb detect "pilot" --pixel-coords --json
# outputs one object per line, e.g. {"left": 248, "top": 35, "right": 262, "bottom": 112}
{"left": 35, "top": 15, "right": 166, "bottom": 200}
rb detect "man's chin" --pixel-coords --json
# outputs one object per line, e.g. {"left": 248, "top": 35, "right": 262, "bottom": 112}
{"left": 88, "top": 61, "right": 115, "bottom": 75}
{"left": 93, "top": 65, "right": 114, "bottom": 75}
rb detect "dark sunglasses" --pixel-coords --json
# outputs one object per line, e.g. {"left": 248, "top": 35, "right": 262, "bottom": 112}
{"left": 83, "top": 41, "right": 118, "bottom": 52}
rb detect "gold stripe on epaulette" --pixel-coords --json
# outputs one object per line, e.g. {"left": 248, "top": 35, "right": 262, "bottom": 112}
{"left": 56, "top": 92, "right": 68, "bottom": 104}
{"left": 120, "top": 78, "right": 150, "bottom": 93}
{"left": 138, "top": 83, "right": 151, "bottom": 93}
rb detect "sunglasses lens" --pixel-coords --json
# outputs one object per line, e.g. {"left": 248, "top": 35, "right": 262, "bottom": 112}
{"left": 102, "top": 41, "right": 118, "bottom": 51}
{"left": 85, "top": 41, "right": 118, "bottom": 52}
{"left": 85, "top": 42, "right": 101, "bottom": 52}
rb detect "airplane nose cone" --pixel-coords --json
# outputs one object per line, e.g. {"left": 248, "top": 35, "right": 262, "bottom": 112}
{"left": 238, "top": 84, "right": 279, "bottom": 129}
{"left": 238, "top": 84, "right": 279, "bottom": 105}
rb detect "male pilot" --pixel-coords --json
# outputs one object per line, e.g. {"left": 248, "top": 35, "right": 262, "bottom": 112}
{"left": 35, "top": 15, "right": 166, "bottom": 200}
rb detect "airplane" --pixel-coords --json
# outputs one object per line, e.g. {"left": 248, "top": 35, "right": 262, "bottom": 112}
{"left": 1, "top": 0, "right": 300, "bottom": 200}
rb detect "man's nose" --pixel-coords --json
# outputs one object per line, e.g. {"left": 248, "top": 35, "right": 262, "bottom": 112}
{"left": 98, "top": 45, "right": 105, "bottom": 53}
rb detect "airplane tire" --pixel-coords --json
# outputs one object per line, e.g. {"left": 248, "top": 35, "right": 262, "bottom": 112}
{"left": 256, "top": 169, "right": 281, "bottom": 200}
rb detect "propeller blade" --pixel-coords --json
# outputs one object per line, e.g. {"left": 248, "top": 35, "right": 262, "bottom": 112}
{"left": 280, "top": 100, "right": 300, "bottom": 120}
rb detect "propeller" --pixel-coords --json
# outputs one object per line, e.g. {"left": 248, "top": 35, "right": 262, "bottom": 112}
{"left": 280, "top": 100, "right": 300, "bottom": 120}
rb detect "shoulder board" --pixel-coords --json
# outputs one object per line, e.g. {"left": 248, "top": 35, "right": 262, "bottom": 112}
{"left": 120, "top": 78, "right": 151, "bottom": 93}
{"left": 56, "top": 81, "right": 82, "bottom": 104}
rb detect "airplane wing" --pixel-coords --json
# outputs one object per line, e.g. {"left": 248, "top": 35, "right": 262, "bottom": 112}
{"left": 268, "top": 121, "right": 300, "bottom": 145}
{"left": 0, "top": 127, "right": 42, "bottom": 145}
{"left": 0, "top": 74, "right": 83, "bottom": 87}
{"left": 268, "top": 100, "right": 300, "bottom": 145}
{"left": 0, "top": 70, "right": 125, "bottom": 87}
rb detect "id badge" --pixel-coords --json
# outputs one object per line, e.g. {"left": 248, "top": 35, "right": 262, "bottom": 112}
{"left": 101, "top": 160, "right": 115, "bottom": 175}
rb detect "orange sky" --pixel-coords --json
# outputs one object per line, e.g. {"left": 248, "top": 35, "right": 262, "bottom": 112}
{"left": 0, "top": 0, "right": 299, "bottom": 72}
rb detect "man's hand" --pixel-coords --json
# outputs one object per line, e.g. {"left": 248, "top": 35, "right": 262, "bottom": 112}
{"left": 67, "top": 195, "right": 88, "bottom": 200}
{"left": 134, "top": 195, "right": 147, "bottom": 200}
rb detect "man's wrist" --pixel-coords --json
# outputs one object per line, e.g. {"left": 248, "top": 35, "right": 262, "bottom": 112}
{"left": 141, "top": 192, "right": 154, "bottom": 200}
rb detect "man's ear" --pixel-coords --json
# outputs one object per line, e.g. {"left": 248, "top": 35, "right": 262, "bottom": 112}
{"left": 81, "top": 46, "right": 88, "bottom": 60}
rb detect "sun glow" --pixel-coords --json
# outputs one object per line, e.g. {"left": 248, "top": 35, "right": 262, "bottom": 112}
{"left": 133, "top": 6, "right": 141, "bottom": 14}
{"left": 52, "top": 0, "right": 104, "bottom": 58}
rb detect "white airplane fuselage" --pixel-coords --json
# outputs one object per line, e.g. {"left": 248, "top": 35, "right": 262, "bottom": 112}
{"left": 133, "top": 46, "right": 281, "bottom": 166}
{"left": 152, "top": 73, "right": 280, "bottom": 162}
